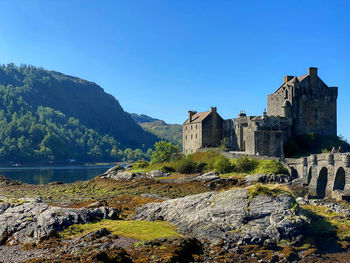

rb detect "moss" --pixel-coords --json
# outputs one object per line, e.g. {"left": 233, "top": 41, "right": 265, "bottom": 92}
{"left": 59, "top": 220, "right": 181, "bottom": 241}
{"left": 247, "top": 183, "right": 292, "bottom": 202}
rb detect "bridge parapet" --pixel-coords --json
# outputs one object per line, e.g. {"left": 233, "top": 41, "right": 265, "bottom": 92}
{"left": 284, "top": 153, "right": 350, "bottom": 201}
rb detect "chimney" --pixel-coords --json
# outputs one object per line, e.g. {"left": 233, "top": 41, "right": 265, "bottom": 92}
{"left": 211, "top": 107, "right": 217, "bottom": 112}
{"left": 263, "top": 108, "right": 267, "bottom": 117}
{"left": 284, "top": 76, "right": 294, "bottom": 83}
{"left": 238, "top": 110, "right": 246, "bottom": 117}
{"left": 308, "top": 67, "right": 318, "bottom": 76}
{"left": 188, "top": 111, "right": 196, "bottom": 122}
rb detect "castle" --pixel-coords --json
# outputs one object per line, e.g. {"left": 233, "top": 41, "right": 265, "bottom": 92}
{"left": 183, "top": 67, "right": 338, "bottom": 156}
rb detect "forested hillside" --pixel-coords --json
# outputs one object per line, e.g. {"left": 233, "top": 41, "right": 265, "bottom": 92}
{"left": 130, "top": 113, "right": 182, "bottom": 146}
{"left": 0, "top": 64, "right": 157, "bottom": 163}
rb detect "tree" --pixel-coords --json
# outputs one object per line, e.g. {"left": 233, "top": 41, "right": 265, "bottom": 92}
{"left": 150, "top": 141, "right": 179, "bottom": 165}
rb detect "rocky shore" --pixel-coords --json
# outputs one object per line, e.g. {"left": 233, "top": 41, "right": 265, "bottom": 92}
{"left": 0, "top": 167, "right": 349, "bottom": 262}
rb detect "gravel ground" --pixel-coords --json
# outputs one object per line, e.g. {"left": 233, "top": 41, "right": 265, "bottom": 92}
{"left": 0, "top": 245, "right": 50, "bottom": 263}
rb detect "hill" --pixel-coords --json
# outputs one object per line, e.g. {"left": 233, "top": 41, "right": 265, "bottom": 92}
{"left": 130, "top": 113, "right": 182, "bottom": 146}
{"left": 128, "top": 113, "right": 159, "bottom": 123}
{"left": 0, "top": 64, "right": 158, "bottom": 163}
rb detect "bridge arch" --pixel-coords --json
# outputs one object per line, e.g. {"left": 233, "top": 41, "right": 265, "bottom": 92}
{"left": 290, "top": 167, "right": 299, "bottom": 178}
{"left": 316, "top": 167, "right": 328, "bottom": 198}
{"left": 333, "top": 167, "right": 346, "bottom": 191}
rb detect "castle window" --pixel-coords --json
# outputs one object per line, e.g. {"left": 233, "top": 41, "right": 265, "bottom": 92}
{"left": 196, "top": 124, "right": 197, "bottom": 129}
{"left": 185, "top": 135, "right": 187, "bottom": 140}
{"left": 195, "top": 134, "right": 197, "bottom": 139}
{"left": 191, "top": 125, "right": 193, "bottom": 130}
{"left": 314, "top": 109, "right": 319, "bottom": 121}
{"left": 185, "top": 126, "right": 187, "bottom": 131}
{"left": 191, "top": 135, "right": 193, "bottom": 139}
{"left": 285, "top": 90, "right": 288, "bottom": 99}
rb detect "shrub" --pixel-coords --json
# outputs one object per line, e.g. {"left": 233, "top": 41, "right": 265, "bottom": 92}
{"left": 234, "top": 156, "right": 258, "bottom": 173}
{"left": 160, "top": 165, "right": 176, "bottom": 173}
{"left": 150, "top": 141, "right": 180, "bottom": 165}
{"left": 214, "top": 156, "right": 232, "bottom": 174}
{"left": 175, "top": 157, "right": 198, "bottom": 174}
{"left": 132, "top": 160, "right": 149, "bottom": 169}
{"left": 190, "top": 150, "right": 221, "bottom": 170}
{"left": 255, "top": 160, "right": 288, "bottom": 175}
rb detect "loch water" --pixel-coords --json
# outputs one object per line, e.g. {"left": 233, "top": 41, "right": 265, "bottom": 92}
{"left": 0, "top": 165, "right": 113, "bottom": 184}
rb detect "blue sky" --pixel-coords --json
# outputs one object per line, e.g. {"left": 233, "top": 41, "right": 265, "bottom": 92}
{"left": 0, "top": 1, "right": 349, "bottom": 139}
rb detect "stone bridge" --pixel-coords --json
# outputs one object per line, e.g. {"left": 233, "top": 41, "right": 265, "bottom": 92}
{"left": 285, "top": 153, "right": 350, "bottom": 200}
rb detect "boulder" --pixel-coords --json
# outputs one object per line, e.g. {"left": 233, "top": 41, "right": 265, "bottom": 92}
{"left": 102, "top": 170, "right": 151, "bottom": 181}
{"left": 148, "top": 170, "right": 170, "bottom": 178}
{"left": 134, "top": 187, "right": 305, "bottom": 247}
{"left": 0, "top": 201, "right": 119, "bottom": 245}
{"left": 245, "top": 174, "right": 292, "bottom": 184}
{"left": 0, "top": 176, "right": 21, "bottom": 186}
{"left": 193, "top": 172, "right": 221, "bottom": 182}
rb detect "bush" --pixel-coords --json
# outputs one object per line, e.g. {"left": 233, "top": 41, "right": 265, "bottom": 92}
{"left": 132, "top": 160, "right": 149, "bottom": 169}
{"left": 175, "top": 157, "right": 198, "bottom": 174}
{"left": 160, "top": 165, "right": 176, "bottom": 173}
{"left": 234, "top": 156, "right": 258, "bottom": 173}
{"left": 255, "top": 160, "right": 288, "bottom": 175}
{"left": 190, "top": 150, "right": 221, "bottom": 171}
{"left": 214, "top": 156, "right": 232, "bottom": 174}
{"left": 150, "top": 141, "right": 180, "bottom": 165}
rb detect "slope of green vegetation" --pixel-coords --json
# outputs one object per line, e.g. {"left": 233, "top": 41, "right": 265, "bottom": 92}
{"left": 129, "top": 113, "right": 182, "bottom": 147}
{"left": 139, "top": 120, "right": 182, "bottom": 147}
{"left": 131, "top": 147, "right": 288, "bottom": 176}
{"left": 0, "top": 64, "right": 159, "bottom": 163}
{"left": 0, "top": 64, "right": 158, "bottom": 148}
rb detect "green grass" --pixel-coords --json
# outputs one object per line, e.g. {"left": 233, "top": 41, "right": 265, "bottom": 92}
{"left": 59, "top": 220, "right": 181, "bottom": 241}
{"left": 303, "top": 205, "right": 350, "bottom": 241}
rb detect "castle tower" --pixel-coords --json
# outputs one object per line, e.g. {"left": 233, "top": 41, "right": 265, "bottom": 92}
{"left": 267, "top": 67, "right": 338, "bottom": 137}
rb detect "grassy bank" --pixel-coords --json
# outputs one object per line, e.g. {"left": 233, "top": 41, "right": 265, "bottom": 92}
{"left": 130, "top": 150, "right": 288, "bottom": 177}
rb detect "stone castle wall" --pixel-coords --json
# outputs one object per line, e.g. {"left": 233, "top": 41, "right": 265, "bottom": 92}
{"left": 183, "top": 122, "right": 202, "bottom": 154}
{"left": 183, "top": 67, "right": 338, "bottom": 157}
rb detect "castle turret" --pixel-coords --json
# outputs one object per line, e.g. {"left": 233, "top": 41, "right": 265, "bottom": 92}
{"left": 267, "top": 67, "right": 337, "bottom": 137}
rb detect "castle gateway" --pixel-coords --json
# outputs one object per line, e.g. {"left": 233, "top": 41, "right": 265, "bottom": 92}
{"left": 183, "top": 67, "right": 338, "bottom": 156}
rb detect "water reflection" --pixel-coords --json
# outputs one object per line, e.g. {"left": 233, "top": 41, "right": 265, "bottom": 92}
{"left": 0, "top": 166, "right": 112, "bottom": 184}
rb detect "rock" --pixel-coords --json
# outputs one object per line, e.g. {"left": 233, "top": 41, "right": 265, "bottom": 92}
{"left": 102, "top": 170, "right": 151, "bottom": 181}
{"left": 295, "top": 197, "right": 309, "bottom": 205}
{"left": 148, "top": 170, "right": 170, "bottom": 178}
{"left": 47, "top": 181, "right": 64, "bottom": 185}
{"left": 80, "top": 228, "right": 111, "bottom": 241}
{"left": 194, "top": 172, "right": 220, "bottom": 182}
{"left": 105, "top": 166, "right": 124, "bottom": 174}
{"left": 134, "top": 187, "right": 305, "bottom": 247}
{"left": 0, "top": 176, "right": 21, "bottom": 186}
{"left": 87, "top": 201, "right": 104, "bottom": 208}
{"left": 0, "top": 201, "right": 119, "bottom": 245}
{"left": 245, "top": 174, "right": 292, "bottom": 184}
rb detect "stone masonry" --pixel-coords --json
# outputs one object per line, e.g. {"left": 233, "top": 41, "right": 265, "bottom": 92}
{"left": 183, "top": 67, "right": 338, "bottom": 156}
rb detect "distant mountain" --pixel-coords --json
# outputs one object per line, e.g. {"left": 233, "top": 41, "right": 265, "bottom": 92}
{"left": 128, "top": 113, "right": 159, "bottom": 123}
{"left": 0, "top": 64, "right": 158, "bottom": 163}
{"left": 130, "top": 113, "right": 182, "bottom": 146}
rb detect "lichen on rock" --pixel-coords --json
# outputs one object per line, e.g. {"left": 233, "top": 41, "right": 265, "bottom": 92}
{"left": 134, "top": 186, "right": 305, "bottom": 248}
